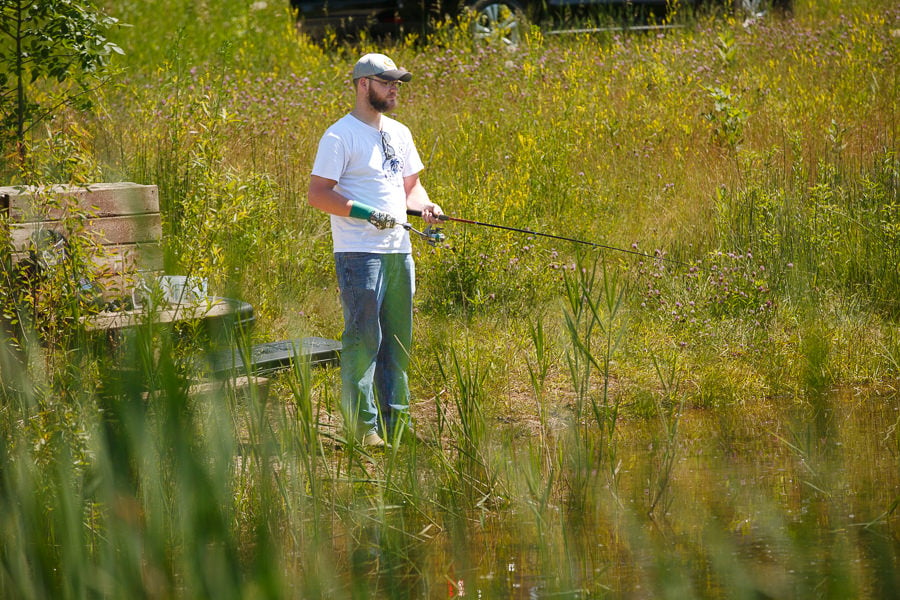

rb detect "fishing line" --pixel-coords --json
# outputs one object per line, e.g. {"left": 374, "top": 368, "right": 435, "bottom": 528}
{"left": 405, "top": 209, "right": 696, "bottom": 269}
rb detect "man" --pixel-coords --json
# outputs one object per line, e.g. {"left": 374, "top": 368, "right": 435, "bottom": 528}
{"left": 308, "top": 53, "right": 443, "bottom": 449}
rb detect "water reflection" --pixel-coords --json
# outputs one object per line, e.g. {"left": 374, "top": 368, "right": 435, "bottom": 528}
{"left": 348, "top": 389, "right": 898, "bottom": 598}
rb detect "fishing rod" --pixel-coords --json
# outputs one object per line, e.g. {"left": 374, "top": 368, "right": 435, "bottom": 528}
{"left": 405, "top": 209, "right": 695, "bottom": 268}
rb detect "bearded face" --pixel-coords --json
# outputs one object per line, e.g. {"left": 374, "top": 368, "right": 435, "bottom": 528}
{"left": 366, "top": 79, "right": 398, "bottom": 113}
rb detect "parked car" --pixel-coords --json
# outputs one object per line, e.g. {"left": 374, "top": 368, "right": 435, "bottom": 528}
{"left": 289, "top": 0, "right": 791, "bottom": 44}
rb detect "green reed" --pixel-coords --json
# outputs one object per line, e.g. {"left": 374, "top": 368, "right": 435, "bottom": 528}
{"left": 645, "top": 347, "right": 684, "bottom": 517}
{"left": 433, "top": 342, "right": 500, "bottom": 514}
{"left": 2, "top": 247, "right": 898, "bottom": 597}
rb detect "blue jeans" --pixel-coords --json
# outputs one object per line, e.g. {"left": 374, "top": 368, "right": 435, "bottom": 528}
{"left": 334, "top": 252, "right": 414, "bottom": 438}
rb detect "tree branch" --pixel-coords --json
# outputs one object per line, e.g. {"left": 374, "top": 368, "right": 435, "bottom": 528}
{"left": 20, "top": 74, "right": 112, "bottom": 137}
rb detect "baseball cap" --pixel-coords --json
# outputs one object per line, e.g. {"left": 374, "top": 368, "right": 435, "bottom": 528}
{"left": 352, "top": 53, "right": 412, "bottom": 83}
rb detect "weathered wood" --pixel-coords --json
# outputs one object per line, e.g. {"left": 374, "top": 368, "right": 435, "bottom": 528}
{"left": 189, "top": 376, "right": 270, "bottom": 402}
{"left": 207, "top": 337, "right": 342, "bottom": 376}
{"left": 10, "top": 213, "right": 162, "bottom": 251}
{"left": 11, "top": 241, "right": 163, "bottom": 286}
{"left": 0, "top": 182, "right": 159, "bottom": 222}
{"left": 82, "top": 297, "right": 237, "bottom": 332}
{"left": 4, "top": 183, "right": 164, "bottom": 301}
{"left": 88, "top": 241, "right": 164, "bottom": 272}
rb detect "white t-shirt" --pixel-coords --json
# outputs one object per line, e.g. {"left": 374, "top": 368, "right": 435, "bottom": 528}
{"left": 311, "top": 113, "right": 424, "bottom": 253}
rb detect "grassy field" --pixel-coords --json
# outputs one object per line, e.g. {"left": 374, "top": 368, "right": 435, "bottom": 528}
{"left": 1, "top": 0, "right": 898, "bottom": 597}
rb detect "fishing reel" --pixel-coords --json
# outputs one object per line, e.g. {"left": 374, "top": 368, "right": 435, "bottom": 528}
{"left": 422, "top": 225, "right": 445, "bottom": 246}
{"left": 402, "top": 222, "right": 446, "bottom": 247}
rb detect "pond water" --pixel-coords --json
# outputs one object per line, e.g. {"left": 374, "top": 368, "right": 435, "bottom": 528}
{"left": 349, "top": 388, "right": 899, "bottom": 598}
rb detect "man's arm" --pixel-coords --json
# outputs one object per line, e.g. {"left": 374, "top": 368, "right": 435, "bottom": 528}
{"left": 404, "top": 173, "right": 443, "bottom": 224}
{"left": 308, "top": 175, "right": 397, "bottom": 230}
{"left": 308, "top": 175, "right": 353, "bottom": 216}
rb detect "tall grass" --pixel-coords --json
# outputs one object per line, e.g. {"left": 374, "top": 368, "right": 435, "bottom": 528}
{"left": 1, "top": 0, "right": 898, "bottom": 597}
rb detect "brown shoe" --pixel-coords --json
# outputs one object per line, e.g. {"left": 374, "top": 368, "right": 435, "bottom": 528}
{"left": 361, "top": 432, "right": 390, "bottom": 449}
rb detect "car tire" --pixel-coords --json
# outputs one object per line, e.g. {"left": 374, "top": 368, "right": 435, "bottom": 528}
{"left": 735, "top": 0, "right": 792, "bottom": 18}
{"left": 467, "top": 0, "right": 527, "bottom": 46}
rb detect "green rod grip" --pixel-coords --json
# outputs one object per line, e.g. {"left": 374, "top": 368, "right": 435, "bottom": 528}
{"left": 349, "top": 201, "right": 376, "bottom": 220}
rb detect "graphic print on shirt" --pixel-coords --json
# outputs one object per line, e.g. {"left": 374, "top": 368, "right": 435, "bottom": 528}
{"left": 380, "top": 130, "right": 403, "bottom": 178}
